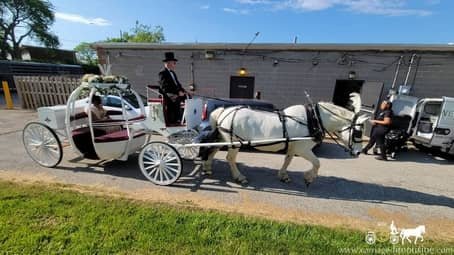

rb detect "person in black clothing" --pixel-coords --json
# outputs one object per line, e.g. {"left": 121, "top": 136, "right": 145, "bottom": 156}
{"left": 362, "top": 100, "right": 393, "bottom": 160}
{"left": 159, "top": 52, "right": 187, "bottom": 123}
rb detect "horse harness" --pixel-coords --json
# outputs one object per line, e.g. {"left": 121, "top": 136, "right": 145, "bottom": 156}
{"left": 216, "top": 106, "right": 315, "bottom": 152}
{"left": 315, "top": 103, "right": 364, "bottom": 152}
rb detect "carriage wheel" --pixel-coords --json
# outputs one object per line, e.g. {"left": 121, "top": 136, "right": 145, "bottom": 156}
{"left": 168, "top": 129, "right": 199, "bottom": 160}
{"left": 139, "top": 142, "right": 182, "bottom": 186}
{"left": 23, "top": 122, "right": 63, "bottom": 168}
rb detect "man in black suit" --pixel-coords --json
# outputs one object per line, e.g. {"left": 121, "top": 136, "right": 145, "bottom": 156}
{"left": 159, "top": 52, "right": 186, "bottom": 123}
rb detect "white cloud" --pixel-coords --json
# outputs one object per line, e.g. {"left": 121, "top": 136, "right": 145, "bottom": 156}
{"left": 237, "top": 0, "right": 435, "bottom": 16}
{"left": 223, "top": 7, "right": 250, "bottom": 15}
{"left": 200, "top": 4, "right": 210, "bottom": 10}
{"left": 55, "top": 12, "right": 111, "bottom": 26}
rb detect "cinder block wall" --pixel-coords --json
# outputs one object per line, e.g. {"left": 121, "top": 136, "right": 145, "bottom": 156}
{"left": 100, "top": 48, "right": 454, "bottom": 109}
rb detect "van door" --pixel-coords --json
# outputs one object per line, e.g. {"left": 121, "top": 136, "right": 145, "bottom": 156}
{"left": 412, "top": 99, "right": 443, "bottom": 144}
{"left": 431, "top": 97, "right": 454, "bottom": 152}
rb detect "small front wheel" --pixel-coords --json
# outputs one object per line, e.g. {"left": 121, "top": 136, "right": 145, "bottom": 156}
{"left": 23, "top": 122, "right": 63, "bottom": 168}
{"left": 168, "top": 129, "right": 199, "bottom": 160}
{"left": 139, "top": 142, "right": 182, "bottom": 186}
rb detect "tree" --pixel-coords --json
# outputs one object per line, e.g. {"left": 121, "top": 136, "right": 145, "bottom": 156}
{"left": 74, "top": 42, "right": 97, "bottom": 65}
{"left": 106, "top": 21, "right": 165, "bottom": 43}
{"left": 0, "top": 0, "right": 59, "bottom": 60}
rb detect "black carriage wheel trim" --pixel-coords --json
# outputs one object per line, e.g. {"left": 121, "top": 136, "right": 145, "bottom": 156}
{"left": 23, "top": 122, "right": 63, "bottom": 168}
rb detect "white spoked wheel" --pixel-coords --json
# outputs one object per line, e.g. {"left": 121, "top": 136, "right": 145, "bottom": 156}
{"left": 139, "top": 142, "right": 182, "bottom": 186}
{"left": 23, "top": 122, "right": 63, "bottom": 168}
{"left": 168, "top": 129, "right": 199, "bottom": 160}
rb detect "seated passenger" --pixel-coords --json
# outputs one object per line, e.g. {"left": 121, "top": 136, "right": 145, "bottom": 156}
{"left": 85, "top": 95, "right": 109, "bottom": 121}
{"left": 85, "top": 95, "right": 121, "bottom": 133}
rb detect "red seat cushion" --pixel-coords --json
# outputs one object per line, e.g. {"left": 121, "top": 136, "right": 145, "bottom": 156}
{"left": 94, "top": 129, "right": 146, "bottom": 143}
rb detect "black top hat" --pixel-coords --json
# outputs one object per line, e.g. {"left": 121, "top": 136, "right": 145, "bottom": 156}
{"left": 163, "top": 52, "right": 178, "bottom": 62}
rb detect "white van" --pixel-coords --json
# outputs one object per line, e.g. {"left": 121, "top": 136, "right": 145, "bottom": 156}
{"left": 411, "top": 97, "right": 454, "bottom": 154}
{"left": 391, "top": 95, "right": 454, "bottom": 155}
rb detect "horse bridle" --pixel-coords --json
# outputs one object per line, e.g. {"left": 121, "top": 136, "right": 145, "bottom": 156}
{"left": 315, "top": 103, "right": 364, "bottom": 152}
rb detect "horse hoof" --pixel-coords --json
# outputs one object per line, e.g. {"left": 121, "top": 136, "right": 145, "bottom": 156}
{"left": 280, "top": 177, "right": 291, "bottom": 183}
{"left": 235, "top": 178, "right": 248, "bottom": 185}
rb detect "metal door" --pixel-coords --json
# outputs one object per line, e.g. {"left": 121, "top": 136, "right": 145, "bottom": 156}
{"left": 230, "top": 76, "right": 255, "bottom": 99}
{"left": 361, "top": 82, "right": 384, "bottom": 112}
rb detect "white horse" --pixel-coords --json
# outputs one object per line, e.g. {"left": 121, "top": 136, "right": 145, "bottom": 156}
{"left": 400, "top": 226, "right": 425, "bottom": 244}
{"left": 203, "top": 93, "right": 368, "bottom": 186}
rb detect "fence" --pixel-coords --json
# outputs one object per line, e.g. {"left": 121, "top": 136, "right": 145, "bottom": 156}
{"left": 14, "top": 75, "right": 81, "bottom": 109}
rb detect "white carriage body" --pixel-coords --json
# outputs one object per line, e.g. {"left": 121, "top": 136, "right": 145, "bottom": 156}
{"left": 38, "top": 105, "right": 67, "bottom": 130}
{"left": 38, "top": 104, "right": 85, "bottom": 130}
{"left": 94, "top": 132, "right": 147, "bottom": 160}
{"left": 143, "top": 98, "right": 203, "bottom": 137}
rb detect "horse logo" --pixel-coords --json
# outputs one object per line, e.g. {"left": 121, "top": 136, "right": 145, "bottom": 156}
{"left": 366, "top": 221, "right": 426, "bottom": 245}
{"left": 400, "top": 225, "right": 426, "bottom": 245}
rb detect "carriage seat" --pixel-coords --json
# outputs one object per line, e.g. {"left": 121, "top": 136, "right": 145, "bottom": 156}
{"left": 94, "top": 129, "right": 146, "bottom": 143}
{"left": 70, "top": 110, "right": 123, "bottom": 121}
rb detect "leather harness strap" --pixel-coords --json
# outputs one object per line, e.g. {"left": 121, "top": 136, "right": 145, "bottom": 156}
{"left": 216, "top": 107, "right": 309, "bottom": 151}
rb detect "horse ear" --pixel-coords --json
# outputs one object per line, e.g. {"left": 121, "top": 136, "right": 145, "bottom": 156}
{"left": 349, "top": 92, "right": 361, "bottom": 113}
{"left": 356, "top": 114, "right": 369, "bottom": 124}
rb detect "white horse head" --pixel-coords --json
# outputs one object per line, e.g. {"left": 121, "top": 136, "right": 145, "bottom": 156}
{"left": 317, "top": 97, "right": 368, "bottom": 156}
{"left": 348, "top": 92, "right": 362, "bottom": 114}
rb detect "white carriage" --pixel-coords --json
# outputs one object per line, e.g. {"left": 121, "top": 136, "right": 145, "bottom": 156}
{"left": 23, "top": 78, "right": 316, "bottom": 186}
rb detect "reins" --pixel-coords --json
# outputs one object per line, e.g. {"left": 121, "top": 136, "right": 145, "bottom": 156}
{"left": 315, "top": 103, "right": 364, "bottom": 152}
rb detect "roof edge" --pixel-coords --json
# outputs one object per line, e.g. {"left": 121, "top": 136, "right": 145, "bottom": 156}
{"left": 92, "top": 42, "right": 454, "bottom": 52}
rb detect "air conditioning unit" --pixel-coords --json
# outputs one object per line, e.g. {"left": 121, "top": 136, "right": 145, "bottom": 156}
{"left": 205, "top": 51, "right": 215, "bottom": 59}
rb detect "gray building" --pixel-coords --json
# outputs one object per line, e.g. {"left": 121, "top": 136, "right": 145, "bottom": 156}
{"left": 93, "top": 43, "right": 454, "bottom": 109}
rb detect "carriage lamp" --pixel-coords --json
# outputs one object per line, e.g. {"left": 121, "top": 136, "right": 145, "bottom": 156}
{"left": 238, "top": 67, "right": 248, "bottom": 76}
{"left": 348, "top": 71, "right": 356, "bottom": 80}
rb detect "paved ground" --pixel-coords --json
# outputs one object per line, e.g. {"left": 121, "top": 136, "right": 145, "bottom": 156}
{"left": 1, "top": 109, "right": 454, "bottom": 240}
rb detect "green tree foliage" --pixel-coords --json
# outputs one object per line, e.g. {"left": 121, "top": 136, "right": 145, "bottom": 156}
{"left": 0, "top": 0, "right": 59, "bottom": 60}
{"left": 74, "top": 42, "right": 97, "bottom": 65}
{"left": 106, "top": 21, "right": 165, "bottom": 43}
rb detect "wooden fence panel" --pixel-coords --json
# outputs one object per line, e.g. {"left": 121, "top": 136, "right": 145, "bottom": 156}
{"left": 14, "top": 75, "right": 82, "bottom": 109}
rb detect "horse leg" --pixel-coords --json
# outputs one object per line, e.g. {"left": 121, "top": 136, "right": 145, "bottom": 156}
{"left": 278, "top": 146, "right": 294, "bottom": 183}
{"left": 415, "top": 235, "right": 421, "bottom": 244}
{"left": 226, "top": 147, "right": 248, "bottom": 185}
{"left": 202, "top": 148, "right": 219, "bottom": 175}
{"left": 294, "top": 141, "right": 320, "bottom": 186}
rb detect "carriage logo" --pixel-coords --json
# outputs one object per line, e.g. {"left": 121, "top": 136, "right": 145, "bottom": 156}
{"left": 44, "top": 117, "right": 51, "bottom": 123}
{"left": 365, "top": 221, "right": 426, "bottom": 245}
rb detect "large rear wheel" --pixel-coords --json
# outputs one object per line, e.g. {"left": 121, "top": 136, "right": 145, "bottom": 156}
{"left": 23, "top": 122, "right": 63, "bottom": 168}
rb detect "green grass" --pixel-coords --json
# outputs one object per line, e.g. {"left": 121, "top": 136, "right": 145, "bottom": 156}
{"left": 0, "top": 181, "right": 452, "bottom": 255}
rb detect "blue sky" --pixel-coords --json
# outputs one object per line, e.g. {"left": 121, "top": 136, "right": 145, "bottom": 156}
{"left": 46, "top": 0, "right": 452, "bottom": 50}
